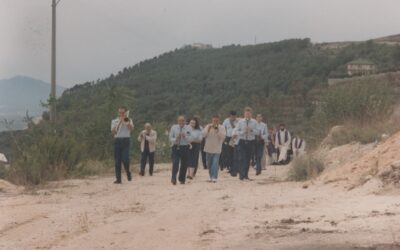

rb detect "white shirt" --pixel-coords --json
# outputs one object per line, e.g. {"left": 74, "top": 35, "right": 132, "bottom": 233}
{"left": 236, "top": 118, "right": 258, "bottom": 141}
{"left": 169, "top": 124, "right": 193, "bottom": 146}
{"left": 222, "top": 118, "right": 238, "bottom": 137}
{"left": 255, "top": 121, "right": 268, "bottom": 142}
{"left": 111, "top": 118, "right": 134, "bottom": 138}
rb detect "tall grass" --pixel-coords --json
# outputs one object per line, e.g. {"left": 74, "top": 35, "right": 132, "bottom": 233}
{"left": 306, "top": 80, "right": 396, "bottom": 148}
{"left": 289, "top": 155, "right": 325, "bottom": 181}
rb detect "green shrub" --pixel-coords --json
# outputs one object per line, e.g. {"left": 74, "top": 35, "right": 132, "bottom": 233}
{"left": 320, "top": 80, "right": 394, "bottom": 125}
{"left": 0, "top": 163, "right": 9, "bottom": 179}
{"left": 306, "top": 80, "right": 396, "bottom": 148}
{"left": 8, "top": 132, "right": 87, "bottom": 185}
{"left": 289, "top": 155, "right": 325, "bottom": 181}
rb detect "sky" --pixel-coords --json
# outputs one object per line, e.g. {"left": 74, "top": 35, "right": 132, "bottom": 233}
{"left": 1, "top": 0, "right": 400, "bottom": 88}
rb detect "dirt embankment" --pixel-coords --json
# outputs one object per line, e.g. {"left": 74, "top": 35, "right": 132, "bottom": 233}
{"left": 317, "top": 129, "right": 400, "bottom": 191}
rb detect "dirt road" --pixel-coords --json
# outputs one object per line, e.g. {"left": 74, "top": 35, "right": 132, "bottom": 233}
{"left": 1, "top": 164, "right": 399, "bottom": 250}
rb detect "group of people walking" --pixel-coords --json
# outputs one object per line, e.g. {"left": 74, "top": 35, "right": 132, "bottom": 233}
{"left": 111, "top": 106, "right": 306, "bottom": 185}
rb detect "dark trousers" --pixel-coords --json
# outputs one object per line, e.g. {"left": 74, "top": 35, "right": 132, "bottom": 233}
{"left": 255, "top": 141, "right": 265, "bottom": 174}
{"left": 239, "top": 140, "right": 255, "bottom": 179}
{"left": 201, "top": 139, "right": 207, "bottom": 169}
{"left": 140, "top": 150, "right": 155, "bottom": 175}
{"left": 230, "top": 144, "right": 241, "bottom": 176}
{"left": 190, "top": 143, "right": 201, "bottom": 176}
{"left": 114, "top": 138, "right": 131, "bottom": 182}
{"left": 221, "top": 137, "right": 234, "bottom": 171}
{"left": 171, "top": 145, "right": 189, "bottom": 183}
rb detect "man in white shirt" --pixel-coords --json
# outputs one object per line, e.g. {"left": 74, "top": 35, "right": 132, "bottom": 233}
{"left": 169, "top": 116, "right": 192, "bottom": 185}
{"left": 111, "top": 106, "right": 134, "bottom": 184}
{"left": 236, "top": 107, "right": 257, "bottom": 180}
{"left": 275, "top": 124, "right": 291, "bottom": 164}
{"left": 138, "top": 123, "right": 157, "bottom": 176}
{"left": 221, "top": 111, "right": 238, "bottom": 173}
{"left": 255, "top": 114, "right": 268, "bottom": 175}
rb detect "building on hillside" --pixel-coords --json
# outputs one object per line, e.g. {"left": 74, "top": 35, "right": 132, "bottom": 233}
{"left": 188, "top": 43, "right": 213, "bottom": 49}
{"left": 347, "top": 59, "right": 377, "bottom": 76}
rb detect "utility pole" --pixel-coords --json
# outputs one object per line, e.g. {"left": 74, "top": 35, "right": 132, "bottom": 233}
{"left": 50, "top": 0, "right": 61, "bottom": 122}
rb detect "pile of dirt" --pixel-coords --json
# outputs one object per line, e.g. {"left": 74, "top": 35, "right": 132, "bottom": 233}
{"left": 0, "top": 179, "right": 22, "bottom": 195}
{"left": 379, "top": 161, "right": 400, "bottom": 186}
{"left": 319, "top": 130, "right": 400, "bottom": 189}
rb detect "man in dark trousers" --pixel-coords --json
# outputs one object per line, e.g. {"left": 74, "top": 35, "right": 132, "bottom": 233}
{"left": 222, "top": 111, "right": 238, "bottom": 173}
{"left": 235, "top": 107, "right": 257, "bottom": 181}
{"left": 111, "top": 106, "right": 134, "bottom": 184}
{"left": 138, "top": 123, "right": 157, "bottom": 176}
{"left": 169, "top": 116, "right": 192, "bottom": 185}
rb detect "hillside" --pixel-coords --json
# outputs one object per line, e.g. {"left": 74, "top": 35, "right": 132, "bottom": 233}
{"left": 0, "top": 76, "right": 65, "bottom": 130}
{"left": 59, "top": 38, "right": 400, "bottom": 127}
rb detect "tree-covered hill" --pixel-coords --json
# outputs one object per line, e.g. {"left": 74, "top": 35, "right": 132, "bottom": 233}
{"left": 59, "top": 38, "right": 400, "bottom": 129}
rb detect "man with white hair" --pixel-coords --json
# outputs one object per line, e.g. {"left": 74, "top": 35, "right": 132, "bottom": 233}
{"left": 138, "top": 123, "right": 157, "bottom": 176}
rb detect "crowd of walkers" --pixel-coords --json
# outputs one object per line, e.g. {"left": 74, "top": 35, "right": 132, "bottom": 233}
{"left": 111, "top": 106, "right": 306, "bottom": 185}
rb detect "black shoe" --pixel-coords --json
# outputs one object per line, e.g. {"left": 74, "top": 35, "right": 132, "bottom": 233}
{"left": 239, "top": 177, "right": 244, "bottom": 181}
{"left": 127, "top": 174, "right": 132, "bottom": 181}
{"left": 139, "top": 172, "right": 144, "bottom": 177}
{"left": 171, "top": 179, "right": 177, "bottom": 185}
{"left": 231, "top": 174, "right": 237, "bottom": 177}
{"left": 256, "top": 172, "right": 261, "bottom": 176}
{"left": 179, "top": 181, "right": 185, "bottom": 185}
{"left": 114, "top": 180, "right": 122, "bottom": 184}
{"left": 149, "top": 173, "right": 153, "bottom": 176}
{"left": 187, "top": 176, "right": 193, "bottom": 180}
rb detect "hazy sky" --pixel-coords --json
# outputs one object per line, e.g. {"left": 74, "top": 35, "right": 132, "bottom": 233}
{"left": 1, "top": 0, "right": 400, "bottom": 88}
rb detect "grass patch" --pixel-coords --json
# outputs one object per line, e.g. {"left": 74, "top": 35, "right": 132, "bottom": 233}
{"left": 329, "top": 121, "right": 400, "bottom": 147}
{"left": 289, "top": 155, "right": 325, "bottom": 181}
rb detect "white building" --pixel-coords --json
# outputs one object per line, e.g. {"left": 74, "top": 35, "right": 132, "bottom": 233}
{"left": 347, "top": 59, "right": 376, "bottom": 76}
{"left": 0, "top": 153, "right": 7, "bottom": 163}
{"left": 188, "top": 43, "right": 213, "bottom": 49}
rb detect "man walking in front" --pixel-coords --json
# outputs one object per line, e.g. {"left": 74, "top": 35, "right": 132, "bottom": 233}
{"left": 138, "top": 123, "right": 157, "bottom": 176}
{"left": 111, "top": 106, "right": 134, "bottom": 184}
{"left": 203, "top": 115, "right": 226, "bottom": 183}
{"left": 236, "top": 107, "right": 257, "bottom": 181}
{"left": 169, "top": 116, "right": 192, "bottom": 185}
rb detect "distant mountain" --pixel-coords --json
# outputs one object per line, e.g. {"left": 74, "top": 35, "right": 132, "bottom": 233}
{"left": 0, "top": 76, "right": 65, "bottom": 131}
{"left": 0, "top": 75, "right": 65, "bottom": 117}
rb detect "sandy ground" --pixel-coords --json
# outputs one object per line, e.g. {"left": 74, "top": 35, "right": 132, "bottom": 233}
{"left": 1, "top": 163, "right": 400, "bottom": 250}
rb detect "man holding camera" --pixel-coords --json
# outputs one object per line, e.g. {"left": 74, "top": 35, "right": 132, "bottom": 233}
{"left": 111, "top": 106, "right": 134, "bottom": 184}
{"left": 138, "top": 123, "right": 157, "bottom": 176}
{"left": 203, "top": 115, "right": 226, "bottom": 183}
